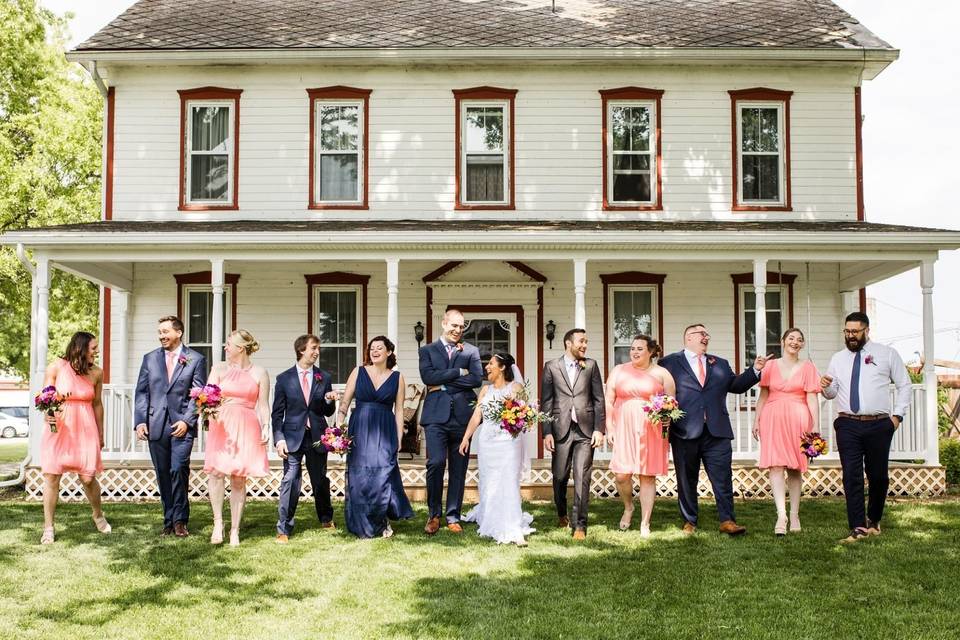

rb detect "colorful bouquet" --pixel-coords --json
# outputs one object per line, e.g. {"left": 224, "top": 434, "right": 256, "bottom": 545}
{"left": 189, "top": 383, "right": 223, "bottom": 430}
{"left": 316, "top": 424, "right": 352, "bottom": 455}
{"left": 800, "top": 432, "right": 828, "bottom": 459}
{"left": 34, "top": 386, "right": 70, "bottom": 433}
{"left": 639, "top": 394, "right": 685, "bottom": 439}
{"left": 480, "top": 384, "right": 552, "bottom": 438}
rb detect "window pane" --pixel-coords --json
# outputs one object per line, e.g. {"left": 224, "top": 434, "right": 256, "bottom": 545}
{"left": 190, "top": 155, "right": 229, "bottom": 201}
{"left": 611, "top": 106, "right": 650, "bottom": 152}
{"left": 613, "top": 290, "right": 653, "bottom": 344}
{"left": 320, "top": 105, "right": 359, "bottom": 151}
{"left": 613, "top": 154, "right": 651, "bottom": 171}
{"left": 744, "top": 290, "right": 784, "bottom": 362}
{"left": 191, "top": 106, "right": 229, "bottom": 152}
{"left": 613, "top": 173, "right": 651, "bottom": 202}
{"left": 466, "top": 156, "right": 504, "bottom": 201}
{"left": 614, "top": 346, "right": 631, "bottom": 366}
{"left": 465, "top": 107, "right": 503, "bottom": 152}
{"left": 188, "top": 291, "right": 212, "bottom": 343}
{"left": 461, "top": 318, "right": 511, "bottom": 368}
{"left": 316, "top": 290, "right": 358, "bottom": 345}
{"left": 337, "top": 291, "right": 357, "bottom": 343}
{"left": 318, "top": 346, "right": 356, "bottom": 386}
{"left": 319, "top": 154, "right": 358, "bottom": 201}
{"left": 741, "top": 107, "right": 779, "bottom": 153}
{"left": 742, "top": 155, "right": 780, "bottom": 201}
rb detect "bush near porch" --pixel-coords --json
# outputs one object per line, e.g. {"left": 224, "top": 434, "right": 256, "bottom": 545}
{"left": 1, "top": 498, "right": 958, "bottom": 640}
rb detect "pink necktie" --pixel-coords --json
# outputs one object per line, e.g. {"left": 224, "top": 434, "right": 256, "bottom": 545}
{"left": 697, "top": 356, "right": 706, "bottom": 386}
{"left": 301, "top": 370, "right": 311, "bottom": 429}
{"left": 166, "top": 351, "right": 176, "bottom": 382}
{"left": 446, "top": 344, "right": 455, "bottom": 360}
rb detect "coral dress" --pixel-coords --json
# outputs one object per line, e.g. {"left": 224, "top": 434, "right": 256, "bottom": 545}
{"left": 41, "top": 359, "right": 103, "bottom": 476}
{"left": 203, "top": 366, "right": 269, "bottom": 478}
{"left": 608, "top": 364, "right": 670, "bottom": 477}
{"left": 757, "top": 359, "right": 821, "bottom": 472}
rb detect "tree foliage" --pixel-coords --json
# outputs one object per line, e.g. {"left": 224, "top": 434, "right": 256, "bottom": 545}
{"left": 0, "top": 0, "right": 102, "bottom": 380}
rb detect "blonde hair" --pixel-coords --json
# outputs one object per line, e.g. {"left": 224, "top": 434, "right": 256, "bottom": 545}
{"left": 228, "top": 329, "right": 260, "bottom": 355}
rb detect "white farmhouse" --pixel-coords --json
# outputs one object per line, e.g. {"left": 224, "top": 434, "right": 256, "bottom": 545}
{"left": 4, "top": 0, "right": 958, "bottom": 498}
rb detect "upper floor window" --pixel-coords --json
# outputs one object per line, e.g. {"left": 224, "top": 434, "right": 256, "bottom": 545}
{"left": 729, "top": 88, "right": 793, "bottom": 211}
{"left": 178, "top": 87, "right": 242, "bottom": 211}
{"left": 600, "top": 87, "right": 664, "bottom": 210}
{"left": 308, "top": 87, "right": 371, "bottom": 209}
{"left": 454, "top": 87, "right": 517, "bottom": 210}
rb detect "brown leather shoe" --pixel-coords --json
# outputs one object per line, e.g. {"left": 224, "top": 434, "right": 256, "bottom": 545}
{"left": 275, "top": 534, "right": 289, "bottom": 544}
{"left": 424, "top": 516, "right": 441, "bottom": 535}
{"left": 319, "top": 521, "right": 336, "bottom": 530}
{"left": 447, "top": 522, "right": 463, "bottom": 534}
{"left": 681, "top": 522, "right": 697, "bottom": 536}
{"left": 572, "top": 528, "right": 586, "bottom": 541}
{"left": 719, "top": 520, "right": 747, "bottom": 536}
{"left": 557, "top": 516, "right": 570, "bottom": 528}
{"left": 173, "top": 522, "right": 189, "bottom": 538}
{"left": 161, "top": 526, "right": 174, "bottom": 536}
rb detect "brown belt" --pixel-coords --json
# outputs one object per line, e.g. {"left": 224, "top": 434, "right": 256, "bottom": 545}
{"left": 838, "top": 412, "right": 888, "bottom": 422}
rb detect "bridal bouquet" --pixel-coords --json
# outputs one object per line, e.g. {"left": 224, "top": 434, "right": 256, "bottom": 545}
{"left": 189, "top": 383, "right": 223, "bottom": 430}
{"left": 639, "top": 394, "right": 685, "bottom": 439}
{"left": 481, "top": 384, "right": 551, "bottom": 438}
{"left": 316, "top": 424, "right": 352, "bottom": 455}
{"left": 800, "top": 432, "right": 828, "bottom": 459}
{"left": 35, "top": 386, "right": 70, "bottom": 433}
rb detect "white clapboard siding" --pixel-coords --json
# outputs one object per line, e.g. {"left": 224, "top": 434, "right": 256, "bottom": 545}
{"left": 110, "top": 63, "right": 860, "bottom": 222}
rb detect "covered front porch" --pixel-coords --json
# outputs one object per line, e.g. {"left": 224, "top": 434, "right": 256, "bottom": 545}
{"left": 6, "top": 220, "right": 957, "bottom": 498}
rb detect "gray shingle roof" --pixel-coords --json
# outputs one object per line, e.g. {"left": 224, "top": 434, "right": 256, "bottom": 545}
{"left": 74, "top": 0, "right": 893, "bottom": 51}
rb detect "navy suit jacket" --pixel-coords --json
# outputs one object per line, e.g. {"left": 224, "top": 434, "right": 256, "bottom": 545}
{"left": 271, "top": 365, "right": 335, "bottom": 452}
{"left": 418, "top": 340, "right": 483, "bottom": 426}
{"left": 659, "top": 351, "right": 759, "bottom": 440}
{"left": 134, "top": 346, "right": 207, "bottom": 441}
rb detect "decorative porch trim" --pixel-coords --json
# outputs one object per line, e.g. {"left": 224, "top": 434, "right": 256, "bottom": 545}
{"left": 453, "top": 86, "right": 517, "bottom": 211}
{"left": 729, "top": 87, "right": 793, "bottom": 212}
{"left": 177, "top": 86, "right": 243, "bottom": 211}
{"left": 174, "top": 270, "right": 241, "bottom": 329}
{"left": 600, "top": 271, "right": 666, "bottom": 377}
{"left": 731, "top": 271, "right": 796, "bottom": 371}
{"left": 307, "top": 86, "right": 372, "bottom": 210}
{"left": 304, "top": 271, "right": 370, "bottom": 356}
{"left": 599, "top": 87, "right": 664, "bottom": 211}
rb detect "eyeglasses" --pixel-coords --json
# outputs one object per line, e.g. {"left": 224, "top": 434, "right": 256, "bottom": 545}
{"left": 688, "top": 331, "right": 711, "bottom": 338}
{"left": 843, "top": 329, "right": 867, "bottom": 336}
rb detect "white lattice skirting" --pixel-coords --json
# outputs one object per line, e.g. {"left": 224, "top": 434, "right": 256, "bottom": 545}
{"left": 22, "top": 462, "right": 946, "bottom": 501}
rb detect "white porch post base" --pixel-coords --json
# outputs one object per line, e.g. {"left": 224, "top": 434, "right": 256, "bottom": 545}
{"left": 921, "top": 260, "right": 939, "bottom": 465}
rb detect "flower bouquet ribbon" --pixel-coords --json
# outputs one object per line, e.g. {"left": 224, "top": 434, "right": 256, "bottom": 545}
{"left": 639, "top": 393, "right": 685, "bottom": 439}
{"left": 800, "top": 431, "right": 828, "bottom": 459}
{"left": 35, "top": 386, "right": 70, "bottom": 433}
{"left": 189, "top": 383, "right": 223, "bottom": 431}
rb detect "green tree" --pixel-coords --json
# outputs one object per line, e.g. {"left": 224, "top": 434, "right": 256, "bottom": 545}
{"left": 0, "top": 0, "right": 101, "bottom": 380}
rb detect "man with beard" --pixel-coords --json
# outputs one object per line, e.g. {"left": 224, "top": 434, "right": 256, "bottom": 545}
{"left": 821, "top": 312, "right": 912, "bottom": 543}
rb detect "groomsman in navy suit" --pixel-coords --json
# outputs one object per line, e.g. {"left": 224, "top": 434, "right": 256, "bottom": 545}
{"left": 134, "top": 315, "right": 207, "bottom": 537}
{"left": 272, "top": 334, "right": 338, "bottom": 542}
{"left": 660, "top": 323, "right": 769, "bottom": 536}
{"left": 419, "top": 309, "right": 483, "bottom": 535}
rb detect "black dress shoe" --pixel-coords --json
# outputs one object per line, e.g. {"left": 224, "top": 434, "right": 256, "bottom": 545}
{"left": 161, "top": 526, "right": 174, "bottom": 536}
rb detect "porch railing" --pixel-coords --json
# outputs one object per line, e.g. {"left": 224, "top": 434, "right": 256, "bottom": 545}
{"left": 101, "top": 383, "right": 927, "bottom": 464}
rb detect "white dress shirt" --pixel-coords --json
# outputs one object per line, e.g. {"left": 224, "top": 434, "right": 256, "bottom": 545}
{"left": 683, "top": 349, "right": 706, "bottom": 381}
{"left": 296, "top": 365, "right": 313, "bottom": 397}
{"left": 821, "top": 340, "right": 912, "bottom": 417}
{"left": 562, "top": 356, "right": 581, "bottom": 423}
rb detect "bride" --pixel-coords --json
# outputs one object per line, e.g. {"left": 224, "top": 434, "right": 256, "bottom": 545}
{"left": 458, "top": 352, "right": 535, "bottom": 546}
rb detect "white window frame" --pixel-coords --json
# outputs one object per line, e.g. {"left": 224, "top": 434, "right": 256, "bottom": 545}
{"left": 608, "top": 285, "right": 660, "bottom": 370}
{"left": 460, "top": 99, "right": 510, "bottom": 206}
{"left": 314, "top": 99, "right": 364, "bottom": 205}
{"left": 736, "top": 101, "right": 786, "bottom": 206}
{"left": 311, "top": 285, "right": 363, "bottom": 387}
{"left": 607, "top": 100, "right": 657, "bottom": 206}
{"left": 181, "top": 284, "right": 235, "bottom": 358}
{"left": 737, "top": 283, "right": 789, "bottom": 367}
{"left": 184, "top": 99, "right": 235, "bottom": 206}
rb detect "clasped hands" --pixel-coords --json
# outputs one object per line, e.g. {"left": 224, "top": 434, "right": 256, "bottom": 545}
{"left": 135, "top": 421, "right": 188, "bottom": 440}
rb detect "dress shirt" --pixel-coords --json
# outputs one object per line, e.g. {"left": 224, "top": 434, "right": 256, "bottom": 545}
{"left": 562, "top": 356, "right": 581, "bottom": 423}
{"left": 296, "top": 365, "right": 313, "bottom": 397}
{"left": 822, "top": 340, "right": 912, "bottom": 417}
{"left": 164, "top": 345, "right": 183, "bottom": 360}
{"left": 683, "top": 350, "right": 706, "bottom": 381}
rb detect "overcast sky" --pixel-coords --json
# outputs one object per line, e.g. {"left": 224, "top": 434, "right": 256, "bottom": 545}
{"left": 41, "top": 0, "right": 960, "bottom": 366}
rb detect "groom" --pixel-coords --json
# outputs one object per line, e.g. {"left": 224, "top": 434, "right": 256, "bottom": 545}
{"left": 660, "top": 323, "right": 768, "bottom": 536}
{"left": 419, "top": 309, "right": 483, "bottom": 535}
{"left": 134, "top": 316, "right": 207, "bottom": 537}
{"left": 541, "top": 328, "right": 606, "bottom": 540}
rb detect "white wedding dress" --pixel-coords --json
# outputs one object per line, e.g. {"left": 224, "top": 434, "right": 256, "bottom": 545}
{"left": 463, "top": 382, "right": 535, "bottom": 544}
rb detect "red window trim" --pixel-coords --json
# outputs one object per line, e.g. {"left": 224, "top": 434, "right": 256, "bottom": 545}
{"left": 178, "top": 87, "right": 243, "bottom": 212}
{"left": 304, "top": 272, "right": 370, "bottom": 356}
{"left": 600, "top": 271, "right": 666, "bottom": 378}
{"left": 174, "top": 271, "right": 241, "bottom": 331}
{"left": 599, "top": 87, "right": 664, "bottom": 211}
{"left": 731, "top": 271, "right": 796, "bottom": 371}
{"left": 854, "top": 86, "right": 865, "bottom": 222}
{"left": 453, "top": 86, "right": 517, "bottom": 211}
{"left": 307, "top": 86, "right": 372, "bottom": 211}
{"left": 729, "top": 88, "right": 793, "bottom": 212}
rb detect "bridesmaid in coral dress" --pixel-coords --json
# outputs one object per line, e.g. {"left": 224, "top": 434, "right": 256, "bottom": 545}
{"left": 753, "top": 328, "right": 821, "bottom": 536}
{"left": 203, "top": 329, "right": 271, "bottom": 546}
{"left": 605, "top": 335, "right": 676, "bottom": 538}
{"left": 40, "top": 332, "right": 111, "bottom": 544}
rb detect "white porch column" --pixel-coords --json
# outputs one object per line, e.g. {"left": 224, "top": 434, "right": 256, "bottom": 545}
{"left": 574, "top": 259, "right": 587, "bottom": 330}
{"left": 921, "top": 260, "right": 939, "bottom": 465}
{"left": 211, "top": 259, "right": 225, "bottom": 364}
{"left": 386, "top": 258, "right": 400, "bottom": 346}
{"left": 31, "top": 257, "right": 51, "bottom": 463}
{"left": 752, "top": 259, "right": 767, "bottom": 361}
{"left": 113, "top": 290, "right": 131, "bottom": 384}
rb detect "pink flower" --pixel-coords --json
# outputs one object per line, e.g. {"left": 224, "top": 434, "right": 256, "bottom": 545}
{"left": 864, "top": 354, "right": 876, "bottom": 366}
{"left": 178, "top": 355, "right": 189, "bottom": 366}
{"left": 455, "top": 342, "right": 464, "bottom": 352}
{"left": 314, "top": 373, "right": 323, "bottom": 382}
{"left": 707, "top": 357, "right": 717, "bottom": 366}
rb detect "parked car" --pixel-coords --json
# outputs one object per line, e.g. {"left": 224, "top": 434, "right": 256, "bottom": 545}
{"left": 0, "top": 408, "right": 28, "bottom": 438}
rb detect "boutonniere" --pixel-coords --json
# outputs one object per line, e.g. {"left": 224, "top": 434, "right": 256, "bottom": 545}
{"left": 314, "top": 373, "right": 324, "bottom": 383}
{"left": 576, "top": 359, "right": 586, "bottom": 370}
{"left": 864, "top": 354, "right": 876, "bottom": 366}
{"left": 178, "top": 355, "right": 189, "bottom": 366}
{"left": 455, "top": 342, "right": 464, "bottom": 352}
{"left": 707, "top": 357, "right": 717, "bottom": 366}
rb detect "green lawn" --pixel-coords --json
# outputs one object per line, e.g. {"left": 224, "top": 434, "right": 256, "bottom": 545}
{"left": 0, "top": 439, "right": 28, "bottom": 465}
{"left": 1, "top": 497, "right": 958, "bottom": 639}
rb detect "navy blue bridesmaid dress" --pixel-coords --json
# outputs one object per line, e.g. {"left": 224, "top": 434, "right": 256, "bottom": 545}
{"left": 345, "top": 367, "right": 414, "bottom": 537}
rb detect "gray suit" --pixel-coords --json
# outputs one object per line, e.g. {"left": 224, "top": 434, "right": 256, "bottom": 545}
{"left": 540, "top": 357, "right": 605, "bottom": 530}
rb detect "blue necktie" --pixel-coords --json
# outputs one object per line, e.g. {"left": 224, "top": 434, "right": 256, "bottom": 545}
{"left": 850, "top": 351, "right": 862, "bottom": 413}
